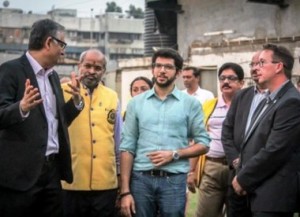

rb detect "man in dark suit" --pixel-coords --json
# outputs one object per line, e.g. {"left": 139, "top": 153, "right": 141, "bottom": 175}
{"left": 230, "top": 44, "right": 300, "bottom": 217}
{"left": 0, "top": 19, "right": 83, "bottom": 217}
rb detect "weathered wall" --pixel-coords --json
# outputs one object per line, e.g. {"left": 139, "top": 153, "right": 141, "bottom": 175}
{"left": 112, "top": 0, "right": 300, "bottom": 110}
{"left": 178, "top": 0, "right": 300, "bottom": 58}
{"left": 175, "top": 0, "right": 300, "bottom": 92}
{"left": 117, "top": 57, "right": 152, "bottom": 111}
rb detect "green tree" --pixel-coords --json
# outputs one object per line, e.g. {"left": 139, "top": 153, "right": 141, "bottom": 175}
{"left": 105, "top": 1, "right": 122, "bottom": 13}
{"left": 126, "top": 4, "right": 144, "bottom": 19}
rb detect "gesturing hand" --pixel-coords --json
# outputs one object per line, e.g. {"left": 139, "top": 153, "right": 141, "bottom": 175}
{"left": 20, "top": 79, "right": 43, "bottom": 113}
{"left": 64, "top": 72, "right": 82, "bottom": 105}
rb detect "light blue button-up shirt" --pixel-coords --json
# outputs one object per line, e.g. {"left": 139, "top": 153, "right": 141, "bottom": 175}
{"left": 120, "top": 86, "right": 211, "bottom": 173}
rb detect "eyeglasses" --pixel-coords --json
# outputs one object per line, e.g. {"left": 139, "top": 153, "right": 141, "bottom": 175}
{"left": 249, "top": 60, "right": 280, "bottom": 68}
{"left": 51, "top": 35, "right": 67, "bottom": 49}
{"left": 152, "top": 63, "right": 176, "bottom": 71}
{"left": 249, "top": 62, "right": 259, "bottom": 68}
{"left": 219, "top": 75, "right": 239, "bottom": 82}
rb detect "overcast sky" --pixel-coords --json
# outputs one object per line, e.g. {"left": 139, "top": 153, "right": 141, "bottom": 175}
{"left": 5, "top": 0, "right": 145, "bottom": 17}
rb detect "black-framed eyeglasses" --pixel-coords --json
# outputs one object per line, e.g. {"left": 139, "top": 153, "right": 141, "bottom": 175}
{"left": 256, "top": 60, "right": 280, "bottom": 68}
{"left": 218, "top": 75, "right": 239, "bottom": 82}
{"left": 51, "top": 35, "right": 67, "bottom": 49}
{"left": 152, "top": 63, "right": 177, "bottom": 71}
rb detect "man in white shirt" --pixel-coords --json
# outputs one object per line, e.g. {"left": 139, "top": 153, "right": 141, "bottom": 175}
{"left": 182, "top": 66, "right": 214, "bottom": 215}
{"left": 182, "top": 66, "right": 214, "bottom": 104}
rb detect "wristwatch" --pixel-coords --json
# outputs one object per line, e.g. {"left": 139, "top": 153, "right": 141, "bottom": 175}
{"left": 75, "top": 98, "right": 84, "bottom": 111}
{"left": 172, "top": 150, "right": 180, "bottom": 161}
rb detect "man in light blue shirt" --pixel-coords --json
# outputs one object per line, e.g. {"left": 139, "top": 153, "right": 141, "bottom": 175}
{"left": 119, "top": 48, "right": 210, "bottom": 217}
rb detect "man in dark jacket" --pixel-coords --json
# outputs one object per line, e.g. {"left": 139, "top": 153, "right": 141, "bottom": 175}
{"left": 0, "top": 18, "right": 83, "bottom": 217}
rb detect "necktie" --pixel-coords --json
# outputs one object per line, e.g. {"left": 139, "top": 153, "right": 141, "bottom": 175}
{"left": 249, "top": 98, "right": 267, "bottom": 127}
{"left": 246, "top": 96, "right": 271, "bottom": 136}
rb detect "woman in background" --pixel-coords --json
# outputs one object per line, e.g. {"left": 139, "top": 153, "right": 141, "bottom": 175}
{"left": 123, "top": 76, "right": 153, "bottom": 121}
{"left": 130, "top": 76, "right": 153, "bottom": 97}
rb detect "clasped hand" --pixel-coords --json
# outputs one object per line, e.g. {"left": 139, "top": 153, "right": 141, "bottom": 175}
{"left": 147, "top": 150, "right": 174, "bottom": 167}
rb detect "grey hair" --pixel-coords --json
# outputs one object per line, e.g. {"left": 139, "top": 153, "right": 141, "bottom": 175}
{"left": 79, "top": 49, "right": 107, "bottom": 68}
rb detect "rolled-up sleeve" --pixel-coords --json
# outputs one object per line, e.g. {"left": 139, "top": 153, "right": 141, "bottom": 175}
{"left": 189, "top": 99, "right": 211, "bottom": 147}
{"left": 120, "top": 99, "right": 139, "bottom": 154}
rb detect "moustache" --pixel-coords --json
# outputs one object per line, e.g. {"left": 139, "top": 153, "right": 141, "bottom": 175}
{"left": 222, "top": 83, "right": 231, "bottom": 88}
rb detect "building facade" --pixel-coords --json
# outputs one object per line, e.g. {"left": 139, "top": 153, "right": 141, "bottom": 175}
{"left": 0, "top": 7, "right": 144, "bottom": 64}
{"left": 1, "top": 1, "right": 300, "bottom": 112}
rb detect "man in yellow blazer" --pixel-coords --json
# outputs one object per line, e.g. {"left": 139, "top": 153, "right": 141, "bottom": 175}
{"left": 61, "top": 49, "right": 122, "bottom": 217}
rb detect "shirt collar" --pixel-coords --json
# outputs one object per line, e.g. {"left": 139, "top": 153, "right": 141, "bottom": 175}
{"left": 253, "top": 85, "right": 268, "bottom": 94}
{"left": 217, "top": 95, "right": 227, "bottom": 108}
{"left": 194, "top": 86, "right": 203, "bottom": 96}
{"left": 146, "top": 85, "right": 181, "bottom": 100}
{"left": 26, "top": 51, "right": 53, "bottom": 76}
{"left": 269, "top": 80, "right": 289, "bottom": 101}
{"left": 185, "top": 86, "right": 202, "bottom": 96}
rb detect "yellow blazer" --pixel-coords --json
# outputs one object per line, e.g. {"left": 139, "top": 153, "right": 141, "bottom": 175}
{"left": 61, "top": 83, "right": 119, "bottom": 190}
{"left": 196, "top": 98, "right": 218, "bottom": 187}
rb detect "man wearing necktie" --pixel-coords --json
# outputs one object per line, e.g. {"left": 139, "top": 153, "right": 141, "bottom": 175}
{"left": 231, "top": 44, "right": 300, "bottom": 217}
{"left": 0, "top": 19, "right": 83, "bottom": 217}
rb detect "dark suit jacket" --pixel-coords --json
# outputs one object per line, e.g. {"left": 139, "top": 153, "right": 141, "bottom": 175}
{"left": 0, "top": 54, "right": 81, "bottom": 191}
{"left": 222, "top": 86, "right": 255, "bottom": 168}
{"left": 232, "top": 81, "right": 300, "bottom": 212}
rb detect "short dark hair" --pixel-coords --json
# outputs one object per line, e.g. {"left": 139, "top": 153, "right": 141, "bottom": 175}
{"left": 28, "top": 19, "right": 65, "bottom": 51}
{"left": 182, "top": 66, "right": 200, "bottom": 78}
{"left": 262, "top": 43, "right": 294, "bottom": 79}
{"left": 130, "top": 76, "right": 153, "bottom": 93}
{"left": 152, "top": 48, "right": 183, "bottom": 71}
{"left": 218, "top": 62, "right": 244, "bottom": 80}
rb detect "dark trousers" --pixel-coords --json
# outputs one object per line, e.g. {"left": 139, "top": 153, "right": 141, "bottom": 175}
{"left": 0, "top": 159, "right": 63, "bottom": 217}
{"left": 63, "top": 188, "right": 118, "bottom": 217}
{"left": 253, "top": 212, "right": 294, "bottom": 217}
{"left": 227, "top": 185, "right": 252, "bottom": 217}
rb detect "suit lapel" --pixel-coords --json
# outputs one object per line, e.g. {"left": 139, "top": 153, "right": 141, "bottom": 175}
{"left": 242, "top": 99, "right": 275, "bottom": 147}
{"left": 48, "top": 71, "right": 70, "bottom": 147}
{"left": 48, "top": 71, "right": 65, "bottom": 121}
{"left": 21, "top": 55, "right": 47, "bottom": 119}
{"left": 241, "top": 81, "right": 293, "bottom": 149}
{"left": 240, "top": 88, "right": 255, "bottom": 136}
